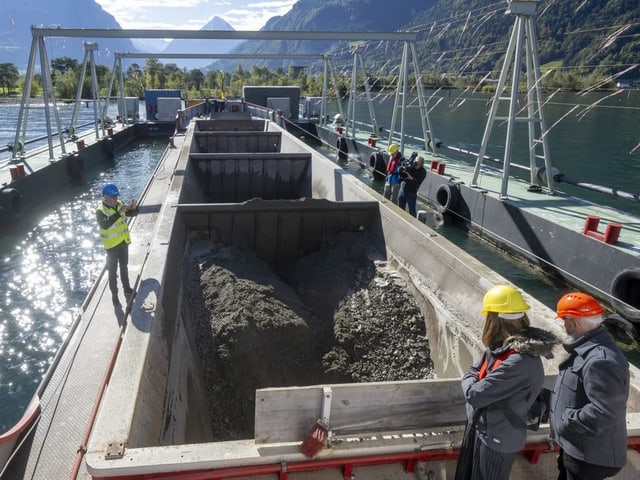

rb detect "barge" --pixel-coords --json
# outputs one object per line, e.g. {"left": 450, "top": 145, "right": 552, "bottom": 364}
{"left": 3, "top": 106, "right": 640, "bottom": 480}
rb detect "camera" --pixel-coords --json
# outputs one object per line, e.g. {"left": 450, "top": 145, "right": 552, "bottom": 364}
{"left": 398, "top": 152, "right": 418, "bottom": 178}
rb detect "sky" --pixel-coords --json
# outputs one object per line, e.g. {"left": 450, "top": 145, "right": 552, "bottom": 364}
{"left": 94, "top": 0, "right": 297, "bottom": 31}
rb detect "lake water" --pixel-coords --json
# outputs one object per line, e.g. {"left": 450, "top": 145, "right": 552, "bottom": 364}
{"left": 0, "top": 90, "right": 639, "bottom": 432}
{"left": 0, "top": 103, "right": 166, "bottom": 432}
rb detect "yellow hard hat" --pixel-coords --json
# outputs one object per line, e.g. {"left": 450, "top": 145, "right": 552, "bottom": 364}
{"left": 482, "top": 285, "right": 530, "bottom": 315}
{"left": 388, "top": 143, "right": 399, "bottom": 154}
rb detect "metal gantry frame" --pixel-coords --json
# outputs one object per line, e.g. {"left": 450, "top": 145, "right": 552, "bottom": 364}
{"left": 11, "top": 27, "right": 417, "bottom": 162}
{"left": 471, "top": 0, "right": 554, "bottom": 198}
{"left": 387, "top": 39, "right": 436, "bottom": 155}
{"left": 12, "top": 35, "right": 69, "bottom": 161}
{"left": 345, "top": 44, "right": 379, "bottom": 137}
{"left": 70, "top": 42, "right": 104, "bottom": 140}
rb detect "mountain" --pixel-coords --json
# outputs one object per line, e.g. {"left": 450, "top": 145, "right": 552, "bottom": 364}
{"left": 1, "top": 0, "right": 638, "bottom": 80}
{"left": 0, "top": 0, "right": 137, "bottom": 70}
{"left": 161, "top": 17, "right": 243, "bottom": 71}
{"left": 211, "top": 0, "right": 434, "bottom": 71}
{"left": 212, "top": 0, "right": 640, "bottom": 79}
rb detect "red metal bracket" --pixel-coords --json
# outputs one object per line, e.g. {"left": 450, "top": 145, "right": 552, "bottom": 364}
{"left": 430, "top": 160, "right": 446, "bottom": 175}
{"left": 582, "top": 215, "right": 622, "bottom": 244}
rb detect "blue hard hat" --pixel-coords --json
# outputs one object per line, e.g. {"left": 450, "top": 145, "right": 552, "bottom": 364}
{"left": 102, "top": 184, "right": 120, "bottom": 197}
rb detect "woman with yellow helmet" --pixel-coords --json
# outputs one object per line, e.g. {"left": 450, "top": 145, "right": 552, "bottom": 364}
{"left": 383, "top": 143, "right": 403, "bottom": 204}
{"left": 455, "top": 285, "right": 559, "bottom": 480}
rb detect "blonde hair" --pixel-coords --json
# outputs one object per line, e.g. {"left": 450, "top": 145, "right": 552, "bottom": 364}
{"left": 482, "top": 312, "right": 530, "bottom": 350}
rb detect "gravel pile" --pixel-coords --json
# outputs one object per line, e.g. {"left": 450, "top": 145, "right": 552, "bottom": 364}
{"left": 186, "top": 232, "right": 434, "bottom": 440}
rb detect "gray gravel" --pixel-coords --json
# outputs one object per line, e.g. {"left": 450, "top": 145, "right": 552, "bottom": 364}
{"left": 186, "top": 232, "right": 434, "bottom": 441}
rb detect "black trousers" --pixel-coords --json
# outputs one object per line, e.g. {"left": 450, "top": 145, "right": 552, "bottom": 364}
{"left": 106, "top": 241, "right": 131, "bottom": 297}
{"left": 558, "top": 449, "right": 622, "bottom": 480}
{"left": 471, "top": 439, "right": 516, "bottom": 480}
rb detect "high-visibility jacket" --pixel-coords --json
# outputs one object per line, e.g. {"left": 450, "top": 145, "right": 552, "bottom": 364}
{"left": 96, "top": 200, "right": 131, "bottom": 250}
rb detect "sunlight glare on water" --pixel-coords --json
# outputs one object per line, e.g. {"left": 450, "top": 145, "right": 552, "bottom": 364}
{"left": 0, "top": 136, "right": 167, "bottom": 433}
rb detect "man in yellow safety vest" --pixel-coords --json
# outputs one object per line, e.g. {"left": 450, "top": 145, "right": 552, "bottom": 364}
{"left": 96, "top": 183, "right": 138, "bottom": 307}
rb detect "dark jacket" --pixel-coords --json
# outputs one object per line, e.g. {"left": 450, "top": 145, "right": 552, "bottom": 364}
{"left": 462, "top": 327, "right": 558, "bottom": 453}
{"left": 550, "top": 325, "right": 629, "bottom": 468}
{"left": 400, "top": 164, "right": 426, "bottom": 194}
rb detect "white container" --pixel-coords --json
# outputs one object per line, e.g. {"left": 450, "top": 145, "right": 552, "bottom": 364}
{"left": 156, "top": 97, "right": 183, "bottom": 122}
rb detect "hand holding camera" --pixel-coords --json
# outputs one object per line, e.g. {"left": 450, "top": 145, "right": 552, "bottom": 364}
{"left": 398, "top": 152, "right": 419, "bottom": 179}
{"left": 398, "top": 160, "right": 413, "bottom": 179}
{"left": 119, "top": 199, "right": 137, "bottom": 215}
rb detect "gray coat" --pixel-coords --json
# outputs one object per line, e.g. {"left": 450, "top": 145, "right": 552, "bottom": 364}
{"left": 461, "top": 327, "right": 558, "bottom": 453}
{"left": 550, "top": 325, "right": 629, "bottom": 468}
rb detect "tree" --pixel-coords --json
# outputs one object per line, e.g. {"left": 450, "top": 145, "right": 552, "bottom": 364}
{"left": 143, "top": 59, "right": 163, "bottom": 89}
{"left": 51, "top": 57, "right": 79, "bottom": 75}
{"left": 0, "top": 63, "right": 19, "bottom": 95}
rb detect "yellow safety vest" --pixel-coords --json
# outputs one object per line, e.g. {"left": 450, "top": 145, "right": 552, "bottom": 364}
{"left": 97, "top": 200, "right": 131, "bottom": 249}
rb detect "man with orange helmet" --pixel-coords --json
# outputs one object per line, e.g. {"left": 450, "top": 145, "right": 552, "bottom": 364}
{"left": 550, "top": 292, "right": 629, "bottom": 480}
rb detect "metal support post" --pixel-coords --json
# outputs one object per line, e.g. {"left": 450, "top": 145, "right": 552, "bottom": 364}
{"left": 471, "top": 0, "right": 554, "bottom": 197}
{"left": 38, "top": 36, "right": 66, "bottom": 160}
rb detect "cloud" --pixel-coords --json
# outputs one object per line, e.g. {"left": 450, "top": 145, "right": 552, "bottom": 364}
{"left": 96, "top": 0, "right": 295, "bottom": 31}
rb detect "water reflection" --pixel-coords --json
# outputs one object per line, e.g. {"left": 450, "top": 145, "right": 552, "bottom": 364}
{"left": 0, "top": 137, "right": 166, "bottom": 432}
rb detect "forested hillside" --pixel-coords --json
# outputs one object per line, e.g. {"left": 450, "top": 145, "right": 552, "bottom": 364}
{"left": 408, "top": 0, "right": 640, "bottom": 79}
{"left": 218, "top": 0, "right": 640, "bottom": 83}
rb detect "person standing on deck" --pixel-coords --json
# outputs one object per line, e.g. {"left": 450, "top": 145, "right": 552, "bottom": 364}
{"left": 174, "top": 110, "right": 186, "bottom": 135}
{"left": 383, "top": 143, "right": 402, "bottom": 204}
{"left": 550, "top": 292, "right": 629, "bottom": 480}
{"left": 398, "top": 155, "right": 426, "bottom": 217}
{"left": 455, "top": 285, "right": 559, "bottom": 480}
{"left": 96, "top": 184, "right": 138, "bottom": 307}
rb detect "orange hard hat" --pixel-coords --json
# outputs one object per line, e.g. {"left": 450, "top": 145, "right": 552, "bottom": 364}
{"left": 556, "top": 292, "right": 604, "bottom": 318}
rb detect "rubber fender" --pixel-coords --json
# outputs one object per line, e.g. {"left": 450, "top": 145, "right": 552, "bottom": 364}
{"left": 102, "top": 137, "right": 115, "bottom": 158}
{"left": 368, "top": 151, "right": 386, "bottom": 181}
{"left": 65, "top": 153, "right": 85, "bottom": 184}
{"left": 610, "top": 268, "right": 640, "bottom": 322}
{"left": 0, "top": 188, "right": 23, "bottom": 220}
{"left": 336, "top": 136, "right": 348, "bottom": 160}
{"left": 435, "top": 183, "right": 460, "bottom": 213}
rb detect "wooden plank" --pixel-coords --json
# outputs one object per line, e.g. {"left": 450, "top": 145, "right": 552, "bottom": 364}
{"left": 254, "top": 379, "right": 466, "bottom": 444}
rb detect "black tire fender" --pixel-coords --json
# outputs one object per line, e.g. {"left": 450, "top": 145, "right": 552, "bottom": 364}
{"left": 610, "top": 268, "right": 640, "bottom": 322}
{"left": 65, "top": 153, "right": 85, "bottom": 183}
{"left": 368, "top": 151, "right": 386, "bottom": 181}
{"left": 336, "top": 136, "right": 348, "bottom": 160}
{"left": 0, "top": 188, "right": 23, "bottom": 220}
{"left": 103, "top": 137, "right": 115, "bottom": 158}
{"left": 435, "top": 183, "right": 460, "bottom": 213}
